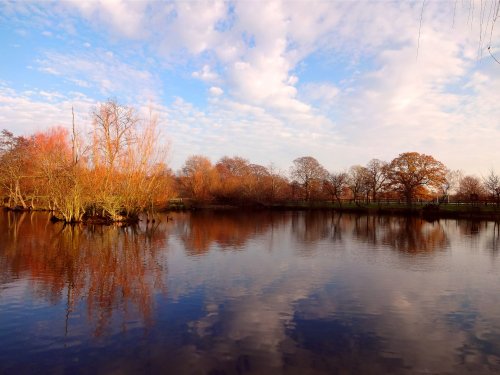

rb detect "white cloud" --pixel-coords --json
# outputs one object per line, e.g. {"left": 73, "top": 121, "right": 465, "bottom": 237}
{"left": 38, "top": 90, "right": 65, "bottom": 102}
{"left": 192, "top": 65, "right": 218, "bottom": 82}
{"left": 64, "top": 1, "right": 326, "bottom": 121}
{"left": 0, "top": 86, "right": 95, "bottom": 136}
{"left": 69, "top": 78, "right": 91, "bottom": 88}
{"left": 2, "top": 0, "right": 500, "bottom": 173}
{"left": 301, "top": 83, "right": 340, "bottom": 106}
{"left": 36, "top": 50, "right": 159, "bottom": 100}
{"left": 319, "top": 3, "right": 500, "bottom": 172}
{"left": 156, "top": 1, "right": 227, "bottom": 55}
{"left": 70, "top": 0, "right": 149, "bottom": 39}
{"left": 208, "top": 86, "right": 223, "bottom": 96}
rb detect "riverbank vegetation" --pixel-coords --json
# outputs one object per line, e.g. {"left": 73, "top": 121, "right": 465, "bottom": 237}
{"left": 2, "top": 100, "right": 500, "bottom": 223}
{"left": 0, "top": 100, "right": 174, "bottom": 223}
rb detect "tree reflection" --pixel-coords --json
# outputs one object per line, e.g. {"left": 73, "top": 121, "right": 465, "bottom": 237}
{"left": 330, "top": 212, "right": 345, "bottom": 243}
{"left": 381, "top": 217, "right": 449, "bottom": 253}
{"left": 456, "top": 219, "right": 486, "bottom": 236}
{"left": 0, "top": 211, "right": 168, "bottom": 336}
{"left": 351, "top": 215, "right": 389, "bottom": 246}
{"left": 486, "top": 222, "right": 500, "bottom": 255}
{"left": 291, "top": 211, "right": 333, "bottom": 245}
{"left": 177, "top": 211, "right": 289, "bottom": 255}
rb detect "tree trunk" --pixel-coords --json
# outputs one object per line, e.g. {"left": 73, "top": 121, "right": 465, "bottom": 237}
{"left": 405, "top": 191, "right": 412, "bottom": 207}
{"left": 15, "top": 180, "right": 27, "bottom": 209}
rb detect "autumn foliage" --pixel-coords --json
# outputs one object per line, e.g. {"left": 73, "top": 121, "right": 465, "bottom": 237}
{"left": 2, "top": 101, "right": 498, "bottom": 219}
{"left": 0, "top": 100, "right": 174, "bottom": 222}
{"left": 176, "top": 152, "right": 452, "bottom": 207}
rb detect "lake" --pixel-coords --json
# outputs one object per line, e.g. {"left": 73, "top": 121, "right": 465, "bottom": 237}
{"left": 1, "top": 210, "right": 500, "bottom": 374}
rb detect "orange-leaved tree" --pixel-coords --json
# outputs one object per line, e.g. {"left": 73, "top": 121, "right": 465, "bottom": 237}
{"left": 386, "top": 152, "right": 447, "bottom": 206}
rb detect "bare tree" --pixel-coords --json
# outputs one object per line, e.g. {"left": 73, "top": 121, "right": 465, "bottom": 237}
{"left": 291, "top": 156, "right": 328, "bottom": 201}
{"left": 366, "top": 159, "right": 388, "bottom": 202}
{"left": 483, "top": 169, "right": 500, "bottom": 206}
{"left": 457, "top": 175, "right": 485, "bottom": 201}
{"left": 347, "top": 165, "right": 370, "bottom": 204}
{"left": 266, "top": 163, "right": 289, "bottom": 202}
{"left": 324, "top": 171, "right": 349, "bottom": 207}
{"left": 92, "top": 100, "right": 138, "bottom": 171}
{"left": 440, "top": 169, "right": 462, "bottom": 203}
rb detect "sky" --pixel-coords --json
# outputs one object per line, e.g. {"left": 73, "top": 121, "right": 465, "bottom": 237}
{"left": 0, "top": 0, "right": 499, "bottom": 175}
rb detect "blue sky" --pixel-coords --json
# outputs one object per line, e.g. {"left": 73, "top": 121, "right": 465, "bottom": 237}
{"left": 0, "top": 1, "right": 499, "bottom": 174}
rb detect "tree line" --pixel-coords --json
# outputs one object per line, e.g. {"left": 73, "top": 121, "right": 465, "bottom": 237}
{"left": 177, "top": 153, "right": 500, "bottom": 207}
{"left": 2, "top": 100, "right": 500, "bottom": 223}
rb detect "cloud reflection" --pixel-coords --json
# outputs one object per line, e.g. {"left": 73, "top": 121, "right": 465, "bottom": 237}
{"left": 1, "top": 211, "right": 500, "bottom": 373}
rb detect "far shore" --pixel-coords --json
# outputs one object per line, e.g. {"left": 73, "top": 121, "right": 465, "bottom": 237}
{"left": 166, "top": 201, "right": 500, "bottom": 221}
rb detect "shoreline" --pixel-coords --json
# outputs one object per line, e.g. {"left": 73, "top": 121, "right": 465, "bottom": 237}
{"left": 167, "top": 202, "right": 500, "bottom": 221}
{"left": 5, "top": 203, "right": 500, "bottom": 222}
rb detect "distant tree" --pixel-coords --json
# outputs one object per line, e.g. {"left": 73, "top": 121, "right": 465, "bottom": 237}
{"left": 214, "top": 156, "right": 252, "bottom": 203}
{"left": 324, "top": 171, "right": 349, "bottom": 207}
{"left": 265, "top": 163, "right": 289, "bottom": 202}
{"left": 483, "top": 170, "right": 500, "bottom": 206}
{"left": 365, "top": 159, "right": 388, "bottom": 202}
{"left": 180, "top": 155, "right": 217, "bottom": 202}
{"left": 246, "top": 163, "right": 269, "bottom": 201}
{"left": 440, "top": 169, "right": 462, "bottom": 203}
{"left": 291, "top": 156, "right": 328, "bottom": 201}
{"left": 0, "top": 129, "right": 17, "bottom": 153}
{"left": 457, "top": 175, "right": 485, "bottom": 201}
{"left": 386, "top": 152, "right": 447, "bottom": 206}
{"left": 347, "top": 165, "right": 370, "bottom": 204}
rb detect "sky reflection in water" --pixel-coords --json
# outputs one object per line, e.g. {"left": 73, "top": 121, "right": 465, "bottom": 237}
{"left": 1, "top": 210, "right": 500, "bottom": 374}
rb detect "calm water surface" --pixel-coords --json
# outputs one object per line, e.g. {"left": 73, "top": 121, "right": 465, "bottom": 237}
{"left": 1, "top": 210, "right": 500, "bottom": 374}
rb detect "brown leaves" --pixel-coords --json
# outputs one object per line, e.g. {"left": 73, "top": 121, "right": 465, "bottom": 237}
{"left": 386, "top": 152, "right": 447, "bottom": 204}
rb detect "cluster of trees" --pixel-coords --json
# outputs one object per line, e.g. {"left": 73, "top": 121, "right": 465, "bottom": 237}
{"left": 177, "top": 155, "right": 290, "bottom": 204}
{"left": 0, "top": 100, "right": 174, "bottom": 222}
{"left": 3, "top": 100, "right": 500, "bottom": 223}
{"left": 177, "top": 153, "right": 500, "bottom": 207}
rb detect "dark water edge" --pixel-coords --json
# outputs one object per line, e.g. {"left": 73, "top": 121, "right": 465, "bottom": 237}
{"left": 6, "top": 202, "right": 500, "bottom": 222}
{"left": 169, "top": 202, "right": 500, "bottom": 221}
{"left": 1, "top": 210, "right": 500, "bottom": 374}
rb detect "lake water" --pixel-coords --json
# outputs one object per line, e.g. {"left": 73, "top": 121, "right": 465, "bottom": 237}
{"left": 1, "top": 210, "right": 500, "bottom": 374}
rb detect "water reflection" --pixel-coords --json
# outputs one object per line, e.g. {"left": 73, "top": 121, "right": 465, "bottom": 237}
{"left": 381, "top": 217, "right": 449, "bottom": 253}
{"left": 176, "top": 210, "right": 290, "bottom": 255}
{"left": 0, "top": 211, "right": 168, "bottom": 336}
{"left": 172, "top": 211, "right": 456, "bottom": 257}
{"left": 487, "top": 222, "right": 500, "bottom": 255}
{"left": 1, "top": 210, "right": 500, "bottom": 374}
{"left": 456, "top": 219, "right": 490, "bottom": 236}
{"left": 292, "top": 211, "right": 334, "bottom": 243}
{"left": 351, "top": 215, "right": 381, "bottom": 245}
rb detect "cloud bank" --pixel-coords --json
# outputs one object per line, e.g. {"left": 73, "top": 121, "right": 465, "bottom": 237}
{"left": 0, "top": 0, "right": 499, "bottom": 174}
